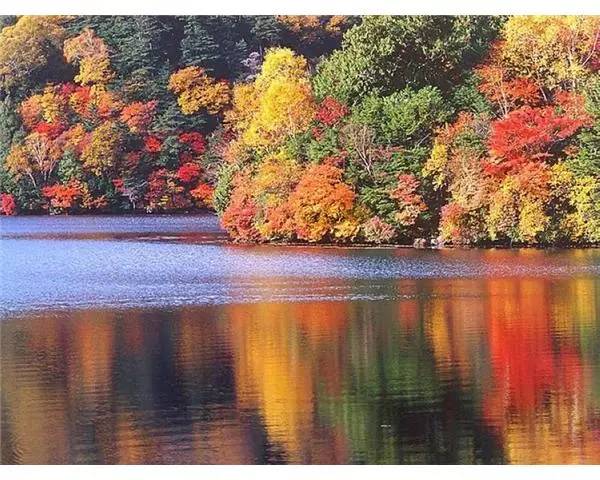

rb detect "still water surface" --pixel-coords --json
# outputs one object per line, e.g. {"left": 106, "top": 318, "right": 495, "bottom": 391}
{"left": 1, "top": 214, "right": 600, "bottom": 464}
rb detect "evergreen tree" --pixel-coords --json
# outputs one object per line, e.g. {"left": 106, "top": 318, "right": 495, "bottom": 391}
{"left": 67, "top": 16, "right": 182, "bottom": 100}
{"left": 180, "top": 16, "right": 252, "bottom": 80}
{"left": 0, "top": 16, "right": 17, "bottom": 29}
{"left": 0, "top": 96, "right": 22, "bottom": 163}
{"left": 249, "top": 16, "right": 282, "bottom": 52}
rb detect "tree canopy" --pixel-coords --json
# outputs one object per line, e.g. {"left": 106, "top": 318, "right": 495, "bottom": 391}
{"left": 1, "top": 15, "right": 599, "bottom": 246}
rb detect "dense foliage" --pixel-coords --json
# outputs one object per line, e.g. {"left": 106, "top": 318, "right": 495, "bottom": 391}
{"left": 1, "top": 15, "right": 599, "bottom": 246}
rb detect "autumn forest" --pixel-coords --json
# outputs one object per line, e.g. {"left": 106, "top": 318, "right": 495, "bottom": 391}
{"left": 1, "top": 15, "right": 599, "bottom": 246}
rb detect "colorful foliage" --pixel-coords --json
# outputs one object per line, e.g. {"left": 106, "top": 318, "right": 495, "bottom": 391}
{"left": 145, "top": 168, "right": 189, "bottom": 212}
{"left": 143, "top": 135, "right": 162, "bottom": 153}
{"left": 390, "top": 174, "right": 427, "bottom": 227}
{"left": 362, "top": 216, "right": 396, "bottom": 244}
{"left": 500, "top": 16, "right": 600, "bottom": 90}
{"left": 41, "top": 181, "right": 83, "bottom": 212}
{"left": 0, "top": 193, "right": 17, "bottom": 215}
{"left": 288, "top": 164, "right": 360, "bottom": 242}
{"left": 120, "top": 101, "right": 157, "bottom": 133}
{"left": 487, "top": 163, "right": 552, "bottom": 243}
{"left": 179, "top": 132, "right": 207, "bottom": 154}
{"left": 168, "top": 66, "right": 231, "bottom": 115}
{"left": 221, "top": 174, "right": 261, "bottom": 242}
{"left": 64, "top": 28, "right": 114, "bottom": 85}
{"left": 476, "top": 62, "right": 542, "bottom": 115}
{"left": 487, "top": 105, "right": 590, "bottom": 174}
{"left": 315, "top": 97, "right": 350, "bottom": 126}
{"left": 176, "top": 162, "right": 201, "bottom": 184}
{"left": 1, "top": 15, "right": 598, "bottom": 245}
{"left": 226, "top": 48, "right": 317, "bottom": 149}
{"left": 0, "top": 16, "right": 69, "bottom": 90}
{"left": 81, "top": 121, "right": 122, "bottom": 175}
{"left": 190, "top": 182, "right": 215, "bottom": 208}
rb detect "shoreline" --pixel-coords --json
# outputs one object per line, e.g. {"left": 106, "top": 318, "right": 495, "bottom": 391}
{"left": 2, "top": 212, "right": 599, "bottom": 250}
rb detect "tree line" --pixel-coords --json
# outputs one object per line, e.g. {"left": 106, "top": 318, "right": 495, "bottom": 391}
{"left": 1, "top": 15, "right": 599, "bottom": 246}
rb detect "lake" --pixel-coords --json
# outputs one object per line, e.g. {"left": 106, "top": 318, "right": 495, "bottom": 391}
{"left": 1, "top": 214, "right": 600, "bottom": 464}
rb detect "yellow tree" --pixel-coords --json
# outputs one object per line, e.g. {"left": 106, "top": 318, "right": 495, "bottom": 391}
{"left": 168, "top": 66, "right": 230, "bottom": 115}
{"left": 81, "top": 121, "right": 123, "bottom": 175}
{"left": 253, "top": 152, "right": 303, "bottom": 240}
{"left": 5, "top": 133, "right": 62, "bottom": 187}
{"left": 227, "top": 48, "right": 317, "bottom": 150}
{"left": 501, "top": 16, "right": 600, "bottom": 92}
{"left": 225, "top": 83, "right": 260, "bottom": 136}
{"left": 63, "top": 28, "right": 114, "bottom": 85}
{"left": 548, "top": 162, "right": 600, "bottom": 243}
{"left": 0, "top": 16, "right": 69, "bottom": 91}
{"left": 487, "top": 163, "right": 552, "bottom": 244}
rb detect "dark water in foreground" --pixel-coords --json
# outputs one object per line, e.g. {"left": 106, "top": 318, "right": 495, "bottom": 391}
{"left": 1, "top": 215, "right": 600, "bottom": 464}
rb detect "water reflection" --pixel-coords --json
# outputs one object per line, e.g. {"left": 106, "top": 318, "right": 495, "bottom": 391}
{"left": 2, "top": 276, "right": 599, "bottom": 464}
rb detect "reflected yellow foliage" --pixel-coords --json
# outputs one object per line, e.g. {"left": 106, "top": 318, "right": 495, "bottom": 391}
{"left": 424, "top": 279, "right": 487, "bottom": 382}
{"left": 229, "top": 303, "right": 315, "bottom": 462}
{"left": 2, "top": 267, "right": 600, "bottom": 464}
{"left": 1, "top": 316, "right": 70, "bottom": 463}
